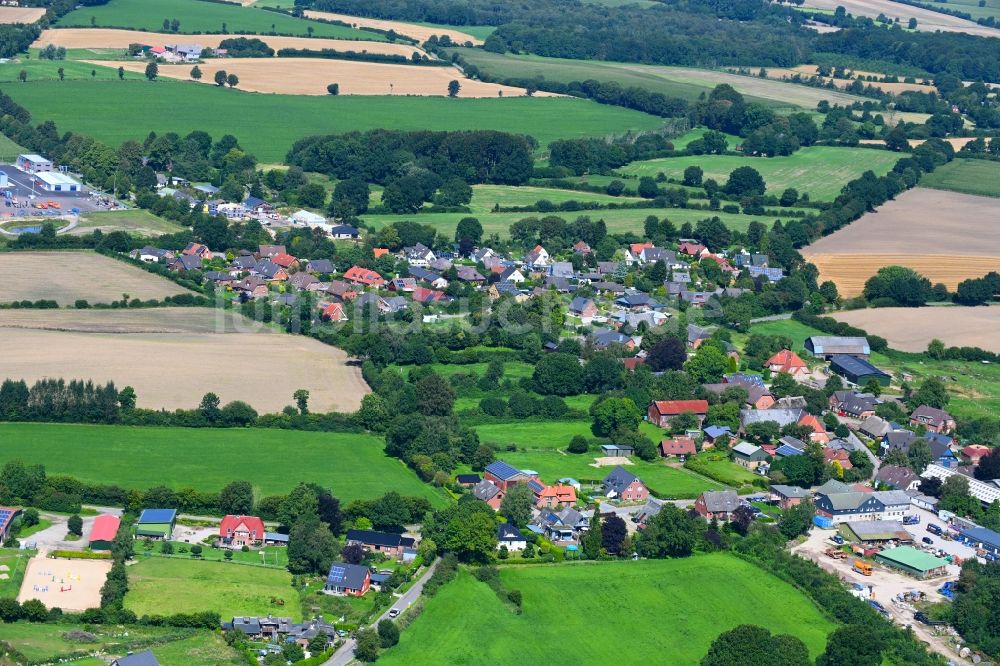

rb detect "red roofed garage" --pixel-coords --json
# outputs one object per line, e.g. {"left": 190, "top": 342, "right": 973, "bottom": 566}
{"left": 88, "top": 514, "right": 121, "bottom": 550}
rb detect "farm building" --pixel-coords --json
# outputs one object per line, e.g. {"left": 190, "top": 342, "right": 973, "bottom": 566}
{"left": 874, "top": 546, "right": 949, "bottom": 579}
{"left": 88, "top": 514, "right": 121, "bottom": 550}
{"left": 828, "top": 355, "right": 891, "bottom": 386}
{"left": 732, "top": 442, "right": 769, "bottom": 470}
{"left": 15, "top": 153, "right": 52, "bottom": 173}
{"left": 0, "top": 506, "right": 22, "bottom": 541}
{"left": 34, "top": 172, "right": 81, "bottom": 192}
{"left": 957, "top": 526, "right": 1000, "bottom": 556}
{"left": 324, "top": 562, "right": 371, "bottom": 596}
{"left": 264, "top": 532, "right": 289, "bottom": 546}
{"left": 135, "top": 508, "right": 177, "bottom": 540}
{"left": 805, "top": 336, "right": 870, "bottom": 359}
{"left": 647, "top": 399, "right": 709, "bottom": 427}
{"left": 842, "top": 520, "right": 913, "bottom": 544}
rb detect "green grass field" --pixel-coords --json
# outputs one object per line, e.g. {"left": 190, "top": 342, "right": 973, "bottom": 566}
{"left": 149, "top": 543, "right": 289, "bottom": 568}
{"left": 482, "top": 450, "right": 722, "bottom": 498}
{"left": 685, "top": 452, "right": 763, "bottom": 487}
{"left": 0, "top": 548, "right": 31, "bottom": 598}
{"left": 468, "top": 184, "right": 645, "bottom": 213}
{"left": 388, "top": 361, "right": 535, "bottom": 381}
{"left": 618, "top": 146, "right": 903, "bottom": 201}
{"left": 58, "top": 0, "right": 381, "bottom": 39}
{"left": 0, "top": 423, "right": 446, "bottom": 506}
{"left": 0, "top": 622, "right": 239, "bottom": 663}
{"left": 446, "top": 48, "right": 865, "bottom": 110}
{"left": 3, "top": 78, "right": 665, "bottom": 163}
{"left": 919, "top": 159, "right": 1000, "bottom": 198}
{"left": 474, "top": 420, "right": 595, "bottom": 449}
{"left": 380, "top": 556, "right": 836, "bottom": 664}
{"left": 76, "top": 209, "right": 187, "bottom": 236}
{"left": 361, "top": 204, "right": 805, "bottom": 238}
{"left": 125, "top": 556, "right": 302, "bottom": 620}
{"left": 0, "top": 132, "right": 26, "bottom": 161}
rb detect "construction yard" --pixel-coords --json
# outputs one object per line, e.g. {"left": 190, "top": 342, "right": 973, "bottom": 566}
{"left": 803, "top": 188, "right": 1000, "bottom": 295}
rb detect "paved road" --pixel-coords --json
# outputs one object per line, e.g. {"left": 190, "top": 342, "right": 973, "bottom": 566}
{"left": 323, "top": 560, "right": 439, "bottom": 666}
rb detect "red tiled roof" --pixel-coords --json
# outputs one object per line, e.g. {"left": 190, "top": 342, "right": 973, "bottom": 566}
{"left": 538, "top": 485, "right": 577, "bottom": 503}
{"left": 651, "top": 400, "right": 709, "bottom": 416}
{"left": 343, "top": 266, "right": 385, "bottom": 285}
{"left": 219, "top": 514, "right": 265, "bottom": 537}
{"left": 767, "top": 349, "right": 807, "bottom": 373}
{"left": 660, "top": 436, "right": 697, "bottom": 455}
{"left": 322, "top": 303, "right": 347, "bottom": 321}
{"left": 89, "top": 514, "right": 120, "bottom": 542}
{"left": 271, "top": 253, "right": 297, "bottom": 268}
{"left": 678, "top": 242, "right": 706, "bottom": 256}
{"left": 373, "top": 248, "right": 389, "bottom": 258}
{"left": 798, "top": 414, "right": 825, "bottom": 434}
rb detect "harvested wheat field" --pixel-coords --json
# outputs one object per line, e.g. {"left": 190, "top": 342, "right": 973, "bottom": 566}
{"left": 0, "top": 6, "right": 45, "bottom": 23}
{"left": 0, "top": 308, "right": 370, "bottom": 412}
{"left": 763, "top": 67, "right": 934, "bottom": 94}
{"left": 33, "top": 28, "right": 418, "bottom": 56}
{"left": 305, "top": 9, "right": 483, "bottom": 45}
{"left": 833, "top": 306, "right": 1000, "bottom": 353}
{"left": 804, "top": 188, "right": 1000, "bottom": 296}
{"left": 860, "top": 137, "right": 980, "bottom": 150}
{"left": 803, "top": 0, "right": 1000, "bottom": 36}
{"left": 102, "top": 58, "right": 545, "bottom": 96}
{"left": 0, "top": 251, "right": 193, "bottom": 304}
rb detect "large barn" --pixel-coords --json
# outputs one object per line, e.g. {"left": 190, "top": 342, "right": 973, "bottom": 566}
{"left": 88, "top": 514, "right": 121, "bottom": 550}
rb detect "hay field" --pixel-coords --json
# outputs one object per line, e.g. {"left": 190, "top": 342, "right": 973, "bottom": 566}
{"left": 0, "top": 251, "right": 193, "bottom": 304}
{"left": 102, "top": 58, "right": 547, "bottom": 97}
{"left": 803, "top": 0, "right": 1000, "bottom": 35}
{"left": 0, "top": 307, "right": 371, "bottom": 412}
{"left": 833, "top": 306, "right": 1000, "bottom": 353}
{"left": 305, "top": 9, "right": 483, "bottom": 45}
{"left": 33, "top": 28, "right": 418, "bottom": 56}
{"left": 0, "top": 6, "right": 45, "bottom": 23}
{"left": 804, "top": 188, "right": 1000, "bottom": 295}
{"left": 17, "top": 556, "right": 110, "bottom": 613}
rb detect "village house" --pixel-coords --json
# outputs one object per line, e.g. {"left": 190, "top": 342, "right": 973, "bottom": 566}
{"left": 498, "top": 522, "right": 527, "bottom": 551}
{"left": 219, "top": 515, "right": 266, "bottom": 549}
{"left": 343, "top": 266, "right": 386, "bottom": 288}
{"left": 647, "top": 400, "right": 709, "bottom": 428}
{"left": 703, "top": 425, "right": 735, "bottom": 448}
{"left": 909, "top": 405, "right": 956, "bottom": 434}
{"left": 524, "top": 244, "right": 550, "bottom": 268}
{"left": 660, "top": 436, "right": 697, "bottom": 458}
{"left": 484, "top": 461, "right": 535, "bottom": 491}
{"left": 694, "top": 490, "right": 740, "bottom": 521}
{"left": 602, "top": 466, "right": 649, "bottom": 502}
{"left": 259, "top": 244, "right": 286, "bottom": 258}
{"left": 766, "top": 349, "right": 808, "bottom": 377}
{"left": 536, "top": 484, "right": 578, "bottom": 509}
{"left": 404, "top": 243, "right": 436, "bottom": 267}
{"left": 769, "top": 484, "right": 811, "bottom": 510}
{"left": 321, "top": 302, "right": 348, "bottom": 322}
{"left": 324, "top": 562, "right": 371, "bottom": 596}
{"left": 875, "top": 465, "right": 921, "bottom": 491}
{"left": 732, "top": 442, "right": 769, "bottom": 470}
{"left": 569, "top": 296, "right": 599, "bottom": 319}
{"left": 812, "top": 480, "right": 912, "bottom": 524}
{"left": 472, "top": 479, "right": 504, "bottom": 510}
{"left": 345, "top": 529, "right": 416, "bottom": 561}
{"left": 326, "top": 280, "right": 358, "bottom": 301}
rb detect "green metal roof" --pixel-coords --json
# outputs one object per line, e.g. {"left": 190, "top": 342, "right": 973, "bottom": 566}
{"left": 876, "top": 546, "right": 948, "bottom": 572}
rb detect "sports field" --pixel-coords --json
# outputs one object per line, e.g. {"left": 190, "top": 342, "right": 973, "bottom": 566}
{"left": 104, "top": 58, "right": 540, "bottom": 97}
{"left": 618, "top": 146, "right": 903, "bottom": 201}
{"left": 304, "top": 9, "right": 483, "bottom": 45}
{"left": 380, "top": 556, "right": 836, "bottom": 664}
{"left": 919, "top": 159, "right": 1000, "bottom": 198}
{"left": 0, "top": 307, "right": 371, "bottom": 413}
{"left": 448, "top": 48, "right": 868, "bottom": 109}
{"left": 125, "top": 557, "right": 302, "bottom": 620}
{"left": 3, "top": 80, "right": 664, "bottom": 162}
{"left": 74, "top": 209, "right": 187, "bottom": 236}
{"left": 361, "top": 204, "right": 804, "bottom": 238}
{"left": 0, "top": 422, "right": 446, "bottom": 505}
{"left": 0, "top": 250, "right": 192, "bottom": 304}
{"left": 57, "top": 0, "right": 381, "bottom": 40}
{"left": 803, "top": 188, "right": 1000, "bottom": 295}
{"left": 33, "top": 28, "right": 418, "bottom": 56}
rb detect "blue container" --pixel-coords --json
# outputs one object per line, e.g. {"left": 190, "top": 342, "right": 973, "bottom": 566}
{"left": 812, "top": 515, "right": 833, "bottom": 529}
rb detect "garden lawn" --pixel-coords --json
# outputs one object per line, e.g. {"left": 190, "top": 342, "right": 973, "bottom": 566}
{"left": 152, "top": 544, "right": 289, "bottom": 568}
{"left": 380, "top": 555, "right": 836, "bottom": 664}
{"left": 0, "top": 423, "right": 446, "bottom": 506}
{"left": 489, "top": 450, "right": 722, "bottom": 498}
{"left": 17, "top": 517, "right": 53, "bottom": 539}
{"left": 58, "top": 0, "right": 380, "bottom": 39}
{"left": 685, "top": 452, "right": 763, "bottom": 487}
{"left": 618, "top": 146, "right": 903, "bottom": 201}
{"left": 361, "top": 204, "right": 797, "bottom": 238}
{"left": 474, "top": 420, "right": 594, "bottom": 450}
{"left": 3, "top": 79, "right": 664, "bottom": 163}
{"left": 919, "top": 159, "right": 1000, "bottom": 198}
{"left": 125, "top": 557, "right": 302, "bottom": 619}
{"left": 0, "top": 548, "right": 30, "bottom": 598}
{"left": 468, "top": 184, "right": 644, "bottom": 213}
{"left": 0, "top": 622, "right": 202, "bottom": 662}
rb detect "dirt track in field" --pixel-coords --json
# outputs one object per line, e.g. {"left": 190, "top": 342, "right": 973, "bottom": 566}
{"left": 832, "top": 306, "right": 1000, "bottom": 353}
{"left": 33, "top": 28, "right": 420, "bottom": 56}
{"left": 0, "top": 308, "right": 370, "bottom": 412}
{"left": 100, "top": 57, "right": 549, "bottom": 97}
{"left": 304, "top": 9, "right": 484, "bottom": 45}
{"left": 804, "top": 188, "right": 1000, "bottom": 296}
{"left": 803, "top": 0, "right": 1000, "bottom": 36}
{"left": 0, "top": 7, "right": 45, "bottom": 24}
{"left": 0, "top": 251, "right": 192, "bottom": 304}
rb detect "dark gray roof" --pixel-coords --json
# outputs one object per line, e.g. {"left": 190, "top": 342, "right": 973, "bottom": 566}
{"left": 473, "top": 479, "right": 501, "bottom": 501}
{"left": 701, "top": 489, "right": 740, "bottom": 513}
{"left": 498, "top": 522, "right": 523, "bottom": 542}
{"left": 603, "top": 465, "right": 640, "bottom": 495}
{"left": 308, "top": 259, "right": 335, "bottom": 273}
{"left": 806, "top": 336, "right": 870, "bottom": 356}
{"left": 829, "top": 354, "right": 889, "bottom": 379}
{"left": 325, "top": 562, "right": 369, "bottom": 590}
{"left": 112, "top": 650, "right": 161, "bottom": 666}
{"left": 346, "top": 530, "right": 415, "bottom": 549}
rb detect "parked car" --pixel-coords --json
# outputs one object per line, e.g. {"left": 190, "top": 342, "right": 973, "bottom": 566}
{"left": 388, "top": 609, "right": 400, "bottom": 619}
{"left": 922, "top": 536, "right": 934, "bottom": 545}
{"left": 926, "top": 523, "right": 942, "bottom": 536}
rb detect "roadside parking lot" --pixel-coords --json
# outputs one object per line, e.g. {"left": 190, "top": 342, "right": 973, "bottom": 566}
{"left": 0, "top": 165, "right": 109, "bottom": 218}
{"left": 902, "top": 505, "right": 980, "bottom": 563}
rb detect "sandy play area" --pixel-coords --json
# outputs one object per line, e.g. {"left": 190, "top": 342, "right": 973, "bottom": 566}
{"left": 102, "top": 57, "right": 544, "bottom": 97}
{"left": 304, "top": 10, "right": 484, "bottom": 45}
{"left": 33, "top": 28, "right": 420, "bottom": 57}
{"left": 17, "top": 555, "right": 111, "bottom": 612}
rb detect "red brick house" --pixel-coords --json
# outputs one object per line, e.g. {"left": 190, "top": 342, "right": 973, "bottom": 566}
{"left": 343, "top": 266, "right": 385, "bottom": 287}
{"left": 766, "top": 349, "right": 808, "bottom": 377}
{"left": 345, "top": 529, "right": 416, "bottom": 560}
{"left": 321, "top": 302, "right": 348, "bottom": 322}
{"left": 798, "top": 414, "right": 829, "bottom": 444}
{"left": 324, "top": 562, "right": 370, "bottom": 597}
{"left": 536, "top": 485, "right": 577, "bottom": 509}
{"left": 909, "top": 405, "right": 956, "bottom": 434}
{"left": 602, "top": 466, "right": 649, "bottom": 502}
{"left": 219, "top": 515, "right": 266, "bottom": 548}
{"left": 484, "top": 461, "right": 533, "bottom": 492}
{"left": 694, "top": 490, "right": 740, "bottom": 520}
{"left": 182, "top": 242, "right": 211, "bottom": 258}
{"left": 647, "top": 400, "right": 709, "bottom": 428}
{"left": 660, "top": 436, "right": 697, "bottom": 457}
{"left": 678, "top": 242, "right": 708, "bottom": 258}
{"left": 271, "top": 253, "right": 299, "bottom": 270}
